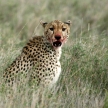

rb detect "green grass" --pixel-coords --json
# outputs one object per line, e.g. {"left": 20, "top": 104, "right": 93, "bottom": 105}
{"left": 0, "top": 0, "right": 108, "bottom": 107}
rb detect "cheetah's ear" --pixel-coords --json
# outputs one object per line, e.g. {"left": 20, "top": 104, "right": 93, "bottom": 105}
{"left": 40, "top": 20, "right": 48, "bottom": 28}
{"left": 64, "top": 20, "right": 72, "bottom": 26}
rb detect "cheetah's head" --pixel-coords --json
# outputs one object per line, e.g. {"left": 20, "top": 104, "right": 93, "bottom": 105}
{"left": 40, "top": 20, "right": 71, "bottom": 50}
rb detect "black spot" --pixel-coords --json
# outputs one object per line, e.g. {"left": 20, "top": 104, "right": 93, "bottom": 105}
{"left": 24, "top": 51, "right": 27, "bottom": 55}
{"left": 23, "top": 57, "right": 25, "bottom": 60}
{"left": 34, "top": 58, "right": 37, "bottom": 61}
{"left": 27, "top": 43, "right": 31, "bottom": 46}
{"left": 39, "top": 78, "right": 41, "bottom": 81}
{"left": 31, "top": 55, "right": 33, "bottom": 58}
{"left": 40, "top": 73, "right": 42, "bottom": 75}
{"left": 37, "top": 52, "right": 40, "bottom": 55}
{"left": 41, "top": 51, "right": 43, "bottom": 53}
{"left": 11, "top": 78, "right": 14, "bottom": 81}
{"left": 8, "top": 80, "right": 10, "bottom": 83}
{"left": 13, "top": 61, "right": 16, "bottom": 64}
{"left": 37, "top": 71, "right": 39, "bottom": 74}
{"left": 24, "top": 46, "right": 28, "bottom": 50}
{"left": 9, "top": 75, "right": 11, "bottom": 77}
{"left": 34, "top": 49, "right": 36, "bottom": 51}
{"left": 42, "top": 56, "right": 45, "bottom": 59}
{"left": 34, "top": 55, "right": 37, "bottom": 58}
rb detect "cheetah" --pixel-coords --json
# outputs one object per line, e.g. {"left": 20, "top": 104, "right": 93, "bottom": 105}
{"left": 3, "top": 20, "right": 71, "bottom": 88}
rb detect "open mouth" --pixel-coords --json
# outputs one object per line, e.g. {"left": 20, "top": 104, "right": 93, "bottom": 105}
{"left": 53, "top": 41, "right": 62, "bottom": 47}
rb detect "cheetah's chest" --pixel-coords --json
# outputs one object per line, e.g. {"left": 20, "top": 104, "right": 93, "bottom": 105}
{"left": 36, "top": 56, "right": 61, "bottom": 85}
{"left": 32, "top": 46, "right": 62, "bottom": 87}
{"left": 51, "top": 61, "right": 61, "bottom": 85}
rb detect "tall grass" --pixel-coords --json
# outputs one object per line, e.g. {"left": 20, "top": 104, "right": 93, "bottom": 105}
{"left": 0, "top": 0, "right": 108, "bottom": 107}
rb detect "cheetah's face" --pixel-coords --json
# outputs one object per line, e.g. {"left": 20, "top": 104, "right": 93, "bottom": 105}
{"left": 41, "top": 20, "right": 71, "bottom": 49}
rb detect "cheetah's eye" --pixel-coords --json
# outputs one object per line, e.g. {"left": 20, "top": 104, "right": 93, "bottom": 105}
{"left": 62, "top": 28, "right": 66, "bottom": 31}
{"left": 49, "top": 28, "right": 54, "bottom": 31}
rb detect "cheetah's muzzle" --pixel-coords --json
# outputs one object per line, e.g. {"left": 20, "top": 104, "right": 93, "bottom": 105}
{"left": 53, "top": 41, "right": 62, "bottom": 47}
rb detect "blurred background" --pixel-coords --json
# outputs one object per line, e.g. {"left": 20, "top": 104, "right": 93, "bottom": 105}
{"left": 0, "top": 0, "right": 108, "bottom": 108}
{"left": 0, "top": 0, "right": 108, "bottom": 39}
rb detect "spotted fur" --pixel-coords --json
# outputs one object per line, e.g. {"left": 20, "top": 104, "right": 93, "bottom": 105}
{"left": 3, "top": 20, "right": 71, "bottom": 87}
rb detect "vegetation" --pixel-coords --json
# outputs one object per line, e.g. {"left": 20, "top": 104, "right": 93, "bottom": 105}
{"left": 0, "top": 0, "right": 108, "bottom": 107}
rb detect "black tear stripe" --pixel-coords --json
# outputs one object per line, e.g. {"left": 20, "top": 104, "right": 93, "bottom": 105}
{"left": 52, "top": 25, "right": 54, "bottom": 34}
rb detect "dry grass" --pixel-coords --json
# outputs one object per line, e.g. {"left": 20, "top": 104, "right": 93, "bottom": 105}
{"left": 0, "top": 0, "right": 108, "bottom": 108}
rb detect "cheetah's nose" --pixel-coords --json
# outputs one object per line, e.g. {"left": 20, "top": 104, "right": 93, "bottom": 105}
{"left": 55, "top": 36, "right": 61, "bottom": 40}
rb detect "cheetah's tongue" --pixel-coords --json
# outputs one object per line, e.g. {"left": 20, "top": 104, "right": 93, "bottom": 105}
{"left": 53, "top": 41, "right": 62, "bottom": 47}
